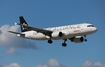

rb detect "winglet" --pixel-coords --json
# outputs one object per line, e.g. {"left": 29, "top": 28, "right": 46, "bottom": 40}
{"left": 14, "top": 22, "right": 17, "bottom": 25}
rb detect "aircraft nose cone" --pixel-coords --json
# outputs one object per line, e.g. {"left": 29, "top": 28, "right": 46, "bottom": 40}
{"left": 94, "top": 27, "right": 98, "bottom": 32}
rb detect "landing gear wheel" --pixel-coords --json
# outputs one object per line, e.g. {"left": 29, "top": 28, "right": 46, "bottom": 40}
{"left": 62, "top": 39, "right": 67, "bottom": 47}
{"left": 85, "top": 39, "right": 87, "bottom": 42}
{"left": 48, "top": 40, "right": 53, "bottom": 44}
{"left": 62, "top": 43, "right": 67, "bottom": 47}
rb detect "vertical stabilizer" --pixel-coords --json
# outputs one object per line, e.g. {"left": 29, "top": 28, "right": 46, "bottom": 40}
{"left": 19, "top": 16, "right": 29, "bottom": 32}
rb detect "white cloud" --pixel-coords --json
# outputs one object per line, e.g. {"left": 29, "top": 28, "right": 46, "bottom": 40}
{"left": 36, "top": 59, "right": 65, "bottom": 67}
{"left": 4, "top": 47, "right": 16, "bottom": 54}
{"left": 81, "top": 59, "right": 105, "bottom": 67}
{"left": 0, "top": 25, "right": 37, "bottom": 49}
{"left": 4, "top": 47, "right": 21, "bottom": 55}
{"left": 3, "top": 63, "right": 21, "bottom": 67}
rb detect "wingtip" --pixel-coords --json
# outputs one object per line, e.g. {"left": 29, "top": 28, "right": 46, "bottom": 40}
{"left": 14, "top": 22, "right": 17, "bottom": 25}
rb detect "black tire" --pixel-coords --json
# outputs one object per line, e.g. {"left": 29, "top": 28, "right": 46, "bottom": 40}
{"left": 62, "top": 43, "right": 67, "bottom": 47}
{"left": 48, "top": 40, "right": 53, "bottom": 44}
{"left": 85, "top": 39, "right": 87, "bottom": 42}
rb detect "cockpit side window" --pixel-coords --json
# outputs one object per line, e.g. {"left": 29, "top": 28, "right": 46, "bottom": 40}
{"left": 87, "top": 25, "right": 94, "bottom": 27}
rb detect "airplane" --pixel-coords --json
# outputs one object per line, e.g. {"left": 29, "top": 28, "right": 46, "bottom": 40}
{"left": 8, "top": 16, "right": 98, "bottom": 47}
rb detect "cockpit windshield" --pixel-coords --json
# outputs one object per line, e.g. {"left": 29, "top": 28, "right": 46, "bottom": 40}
{"left": 87, "top": 25, "right": 94, "bottom": 27}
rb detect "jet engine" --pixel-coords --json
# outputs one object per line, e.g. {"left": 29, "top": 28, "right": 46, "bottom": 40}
{"left": 51, "top": 31, "right": 63, "bottom": 37}
{"left": 70, "top": 36, "right": 84, "bottom": 43}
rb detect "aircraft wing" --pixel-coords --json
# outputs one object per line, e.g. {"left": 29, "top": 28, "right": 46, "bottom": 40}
{"left": 17, "top": 24, "right": 53, "bottom": 37}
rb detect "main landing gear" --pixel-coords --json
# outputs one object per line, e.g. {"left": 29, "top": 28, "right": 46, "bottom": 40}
{"left": 48, "top": 35, "right": 88, "bottom": 47}
{"left": 62, "top": 39, "right": 67, "bottom": 47}
{"left": 48, "top": 39, "right": 53, "bottom": 44}
{"left": 48, "top": 39, "right": 67, "bottom": 47}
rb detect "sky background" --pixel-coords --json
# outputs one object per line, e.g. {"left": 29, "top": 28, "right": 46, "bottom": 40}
{"left": 0, "top": 0, "right": 105, "bottom": 67}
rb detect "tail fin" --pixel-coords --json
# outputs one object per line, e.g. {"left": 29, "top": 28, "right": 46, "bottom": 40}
{"left": 19, "top": 16, "right": 29, "bottom": 32}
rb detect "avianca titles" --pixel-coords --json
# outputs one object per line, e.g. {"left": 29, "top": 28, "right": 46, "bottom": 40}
{"left": 9, "top": 16, "right": 98, "bottom": 47}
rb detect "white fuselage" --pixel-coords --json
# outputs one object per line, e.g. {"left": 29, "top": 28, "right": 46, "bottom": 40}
{"left": 18, "top": 23, "right": 97, "bottom": 40}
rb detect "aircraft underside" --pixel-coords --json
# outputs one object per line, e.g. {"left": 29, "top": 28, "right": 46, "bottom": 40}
{"left": 24, "top": 32, "right": 89, "bottom": 47}
{"left": 39, "top": 35, "right": 87, "bottom": 47}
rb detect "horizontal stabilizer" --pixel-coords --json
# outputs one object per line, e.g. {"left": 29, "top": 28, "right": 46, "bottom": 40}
{"left": 8, "top": 31, "right": 21, "bottom": 34}
{"left": 8, "top": 31, "right": 25, "bottom": 36}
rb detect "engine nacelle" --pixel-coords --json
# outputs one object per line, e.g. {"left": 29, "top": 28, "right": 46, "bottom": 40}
{"left": 51, "top": 31, "right": 63, "bottom": 37}
{"left": 71, "top": 36, "right": 84, "bottom": 43}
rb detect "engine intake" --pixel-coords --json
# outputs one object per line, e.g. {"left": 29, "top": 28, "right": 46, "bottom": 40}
{"left": 51, "top": 31, "right": 63, "bottom": 37}
{"left": 59, "top": 32, "right": 63, "bottom": 37}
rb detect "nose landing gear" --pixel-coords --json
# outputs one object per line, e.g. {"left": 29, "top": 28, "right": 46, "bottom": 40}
{"left": 84, "top": 35, "right": 87, "bottom": 42}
